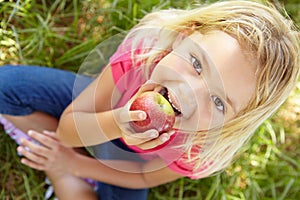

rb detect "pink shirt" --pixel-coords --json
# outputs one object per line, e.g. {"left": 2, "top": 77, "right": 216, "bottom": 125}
{"left": 109, "top": 37, "right": 208, "bottom": 179}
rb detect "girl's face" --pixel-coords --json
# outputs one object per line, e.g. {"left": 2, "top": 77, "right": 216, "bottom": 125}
{"left": 149, "top": 31, "right": 257, "bottom": 132}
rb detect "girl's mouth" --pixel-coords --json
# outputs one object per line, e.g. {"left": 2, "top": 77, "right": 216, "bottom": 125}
{"left": 158, "top": 87, "right": 182, "bottom": 116}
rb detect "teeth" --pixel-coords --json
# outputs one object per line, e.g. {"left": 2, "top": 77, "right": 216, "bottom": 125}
{"left": 168, "top": 92, "right": 181, "bottom": 112}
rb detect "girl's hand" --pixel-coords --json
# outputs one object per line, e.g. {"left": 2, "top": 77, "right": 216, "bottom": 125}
{"left": 113, "top": 82, "right": 175, "bottom": 150}
{"left": 115, "top": 107, "right": 175, "bottom": 149}
{"left": 17, "top": 130, "right": 76, "bottom": 173}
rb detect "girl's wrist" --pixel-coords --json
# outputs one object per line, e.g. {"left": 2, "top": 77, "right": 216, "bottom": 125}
{"left": 68, "top": 152, "right": 82, "bottom": 177}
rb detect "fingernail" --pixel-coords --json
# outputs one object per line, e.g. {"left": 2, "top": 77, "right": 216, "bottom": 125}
{"left": 151, "top": 132, "right": 158, "bottom": 138}
{"left": 28, "top": 130, "right": 33, "bottom": 136}
{"left": 139, "top": 112, "right": 146, "bottom": 119}
{"left": 17, "top": 146, "right": 22, "bottom": 152}
{"left": 161, "top": 136, "right": 168, "bottom": 142}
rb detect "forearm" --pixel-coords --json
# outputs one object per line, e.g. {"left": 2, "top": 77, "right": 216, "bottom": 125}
{"left": 70, "top": 154, "right": 150, "bottom": 189}
{"left": 57, "top": 110, "right": 121, "bottom": 147}
{"left": 57, "top": 65, "right": 121, "bottom": 147}
{"left": 69, "top": 153, "right": 182, "bottom": 189}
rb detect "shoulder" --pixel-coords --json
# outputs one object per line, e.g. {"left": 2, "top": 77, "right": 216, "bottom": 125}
{"left": 109, "top": 31, "right": 159, "bottom": 82}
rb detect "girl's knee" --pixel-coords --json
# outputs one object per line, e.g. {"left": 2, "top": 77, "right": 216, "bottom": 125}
{"left": 0, "top": 65, "right": 28, "bottom": 90}
{"left": 0, "top": 65, "right": 25, "bottom": 96}
{"left": 0, "top": 65, "right": 36, "bottom": 115}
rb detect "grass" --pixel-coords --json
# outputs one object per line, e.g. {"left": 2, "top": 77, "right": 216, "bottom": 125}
{"left": 1, "top": 0, "right": 300, "bottom": 199}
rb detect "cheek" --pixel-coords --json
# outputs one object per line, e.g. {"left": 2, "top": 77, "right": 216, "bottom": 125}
{"left": 177, "top": 104, "right": 214, "bottom": 131}
{"left": 184, "top": 88, "right": 226, "bottom": 131}
{"left": 176, "top": 89, "right": 214, "bottom": 131}
{"left": 152, "top": 54, "right": 190, "bottom": 79}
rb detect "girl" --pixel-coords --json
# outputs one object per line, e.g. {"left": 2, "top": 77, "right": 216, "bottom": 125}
{"left": 1, "top": 0, "right": 299, "bottom": 199}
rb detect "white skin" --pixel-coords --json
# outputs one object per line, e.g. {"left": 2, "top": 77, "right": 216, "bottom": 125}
{"left": 150, "top": 31, "right": 257, "bottom": 132}
{"left": 15, "top": 30, "right": 256, "bottom": 198}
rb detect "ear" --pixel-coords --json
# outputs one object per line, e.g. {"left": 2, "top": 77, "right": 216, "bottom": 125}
{"left": 172, "top": 32, "right": 187, "bottom": 49}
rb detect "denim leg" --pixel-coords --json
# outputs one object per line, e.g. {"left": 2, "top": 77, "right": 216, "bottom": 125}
{"left": 93, "top": 140, "right": 149, "bottom": 200}
{"left": 97, "top": 183, "right": 148, "bottom": 200}
{"left": 0, "top": 65, "right": 149, "bottom": 199}
{"left": 0, "top": 65, "right": 92, "bottom": 118}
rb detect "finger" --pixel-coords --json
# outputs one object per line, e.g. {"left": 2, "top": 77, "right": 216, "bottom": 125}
{"left": 17, "top": 146, "right": 47, "bottom": 165}
{"left": 166, "top": 130, "right": 176, "bottom": 137}
{"left": 43, "top": 130, "right": 58, "bottom": 140}
{"left": 119, "top": 110, "right": 146, "bottom": 123}
{"left": 28, "top": 130, "right": 57, "bottom": 148}
{"left": 124, "top": 129, "right": 158, "bottom": 139}
{"left": 20, "top": 138, "right": 50, "bottom": 157}
{"left": 122, "top": 129, "right": 159, "bottom": 146}
{"left": 137, "top": 133, "right": 171, "bottom": 150}
{"left": 129, "top": 110, "right": 147, "bottom": 121}
{"left": 159, "top": 133, "right": 171, "bottom": 143}
{"left": 20, "top": 157, "right": 46, "bottom": 171}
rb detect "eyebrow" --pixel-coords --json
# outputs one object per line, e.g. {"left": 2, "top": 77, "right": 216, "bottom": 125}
{"left": 192, "top": 42, "right": 238, "bottom": 114}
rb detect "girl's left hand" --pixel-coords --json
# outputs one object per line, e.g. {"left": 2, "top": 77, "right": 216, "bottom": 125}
{"left": 114, "top": 81, "right": 175, "bottom": 149}
{"left": 17, "top": 130, "right": 76, "bottom": 173}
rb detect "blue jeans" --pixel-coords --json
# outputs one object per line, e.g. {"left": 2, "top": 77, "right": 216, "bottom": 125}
{"left": 0, "top": 65, "right": 148, "bottom": 200}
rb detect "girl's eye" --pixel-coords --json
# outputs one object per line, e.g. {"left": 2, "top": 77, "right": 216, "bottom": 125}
{"left": 191, "top": 55, "right": 202, "bottom": 75}
{"left": 212, "top": 95, "right": 225, "bottom": 113}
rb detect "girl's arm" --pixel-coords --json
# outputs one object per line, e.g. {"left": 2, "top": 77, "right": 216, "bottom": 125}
{"left": 57, "top": 66, "right": 172, "bottom": 149}
{"left": 57, "top": 66, "right": 155, "bottom": 147}
{"left": 71, "top": 154, "right": 183, "bottom": 189}
{"left": 19, "top": 131, "right": 183, "bottom": 189}
{"left": 57, "top": 66, "right": 122, "bottom": 146}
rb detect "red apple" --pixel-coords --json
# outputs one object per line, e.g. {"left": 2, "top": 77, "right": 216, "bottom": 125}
{"left": 129, "top": 91, "right": 175, "bottom": 133}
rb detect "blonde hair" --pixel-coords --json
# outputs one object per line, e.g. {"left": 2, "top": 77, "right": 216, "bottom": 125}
{"left": 125, "top": 0, "right": 300, "bottom": 178}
